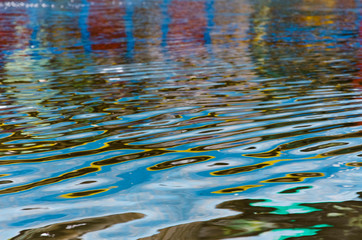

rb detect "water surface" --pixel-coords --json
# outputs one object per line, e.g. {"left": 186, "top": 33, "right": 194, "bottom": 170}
{"left": 0, "top": 0, "right": 361, "bottom": 239}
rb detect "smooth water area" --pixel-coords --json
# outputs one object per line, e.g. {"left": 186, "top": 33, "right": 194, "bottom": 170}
{"left": 0, "top": 0, "right": 361, "bottom": 239}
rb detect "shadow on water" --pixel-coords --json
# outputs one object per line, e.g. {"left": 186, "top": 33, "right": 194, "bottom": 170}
{"left": 10, "top": 212, "right": 145, "bottom": 240}
{"left": 140, "top": 197, "right": 362, "bottom": 240}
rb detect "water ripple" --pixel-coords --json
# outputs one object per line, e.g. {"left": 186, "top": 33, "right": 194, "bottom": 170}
{"left": 0, "top": 0, "right": 361, "bottom": 239}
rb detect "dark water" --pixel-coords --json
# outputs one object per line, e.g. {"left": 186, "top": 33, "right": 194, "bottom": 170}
{"left": 0, "top": 0, "right": 361, "bottom": 239}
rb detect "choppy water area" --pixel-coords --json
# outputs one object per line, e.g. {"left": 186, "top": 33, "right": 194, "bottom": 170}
{"left": 0, "top": 0, "right": 361, "bottom": 239}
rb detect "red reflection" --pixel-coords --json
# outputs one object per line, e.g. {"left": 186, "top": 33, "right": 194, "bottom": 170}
{"left": 88, "top": 1, "right": 126, "bottom": 51}
{"left": 167, "top": 0, "right": 207, "bottom": 58}
{"left": 356, "top": 14, "right": 362, "bottom": 90}
{"left": 0, "top": 3, "right": 31, "bottom": 51}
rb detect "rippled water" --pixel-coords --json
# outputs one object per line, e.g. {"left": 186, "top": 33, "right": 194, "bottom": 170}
{"left": 0, "top": 0, "right": 361, "bottom": 239}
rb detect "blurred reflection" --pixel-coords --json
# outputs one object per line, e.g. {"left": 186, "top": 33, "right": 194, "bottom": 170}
{"left": 0, "top": 0, "right": 30, "bottom": 54}
{"left": 167, "top": 0, "right": 207, "bottom": 62}
{"left": 250, "top": 0, "right": 359, "bottom": 92}
{"left": 133, "top": 1, "right": 164, "bottom": 62}
{"left": 212, "top": 0, "right": 251, "bottom": 63}
{"left": 88, "top": 0, "right": 129, "bottom": 65}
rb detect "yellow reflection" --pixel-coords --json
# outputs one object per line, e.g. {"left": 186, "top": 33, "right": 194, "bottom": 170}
{"left": 0, "top": 149, "right": 170, "bottom": 195}
{"left": 262, "top": 172, "right": 324, "bottom": 183}
{"left": 301, "top": 0, "right": 336, "bottom": 9}
{"left": 61, "top": 186, "right": 116, "bottom": 199}
{"left": 0, "top": 143, "right": 56, "bottom": 151}
{"left": 213, "top": 185, "right": 263, "bottom": 194}
{"left": 298, "top": 15, "right": 335, "bottom": 27}
{"left": 346, "top": 162, "right": 362, "bottom": 167}
{"left": 243, "top": 148, "right": 281, "bottom": 158}
{"left": 147, "top": 156, "right": 213, "bottom": 171}
{"left": 211, "top": 159, "right": 283, "bottom": 176}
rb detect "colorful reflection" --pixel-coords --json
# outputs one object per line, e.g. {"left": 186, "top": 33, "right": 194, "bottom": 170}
{"left": 0, "top": 1, "right": 360, "bottom": 239}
